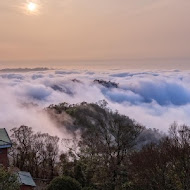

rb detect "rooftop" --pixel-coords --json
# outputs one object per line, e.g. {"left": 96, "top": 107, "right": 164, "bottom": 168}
{"left": 0, "top": 128, "right": 12, "bottom": 149}
{"left": 18, "top": 171, "right": 36, "bottom": 187}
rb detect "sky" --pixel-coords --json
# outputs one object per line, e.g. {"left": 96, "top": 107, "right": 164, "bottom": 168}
{"left": 1, "top": 1, "right": 190, "bottom": 134}
{"left": 0, "top": 0, "right": 190, "bottom": 64}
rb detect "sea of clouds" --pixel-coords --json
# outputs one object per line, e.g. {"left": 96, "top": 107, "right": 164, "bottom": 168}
{"left": 1, "top": 68, "right": 190, "bottom": 136}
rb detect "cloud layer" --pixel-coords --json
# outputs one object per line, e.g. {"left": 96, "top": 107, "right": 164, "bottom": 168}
{"left": 1, "top": 69, "right": 190, "bottom": 134}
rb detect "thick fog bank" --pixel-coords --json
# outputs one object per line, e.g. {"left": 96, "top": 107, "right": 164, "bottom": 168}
{"left": 1, "top": 69, "right": 190, "bottom": 134}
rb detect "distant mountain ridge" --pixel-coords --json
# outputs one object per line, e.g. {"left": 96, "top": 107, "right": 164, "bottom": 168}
{"left": 0, "top": 67, "right": 50, "bottom": 72}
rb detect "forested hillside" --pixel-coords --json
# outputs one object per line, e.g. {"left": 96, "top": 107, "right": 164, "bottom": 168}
{"left": 5, "top": 102, "right": 190, "bottom": 190}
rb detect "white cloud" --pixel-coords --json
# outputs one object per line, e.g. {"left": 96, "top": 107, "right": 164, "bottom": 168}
{"left": 1, "top": 69, "right": 190, "bottom": 134}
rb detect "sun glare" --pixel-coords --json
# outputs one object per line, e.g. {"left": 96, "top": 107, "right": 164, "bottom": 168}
{"left": 27, "top": 2, "right": 37, "bottom": 12}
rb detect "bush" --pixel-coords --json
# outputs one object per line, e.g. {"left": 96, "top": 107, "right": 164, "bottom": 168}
{"left": 0, "top": 167, "right": 20, "bottom": 190}
{"left": 47, "top": 176, "right": 81, "bottom": 190}
{"left": 82, "top": 187, "right": 96, "bottom": 190}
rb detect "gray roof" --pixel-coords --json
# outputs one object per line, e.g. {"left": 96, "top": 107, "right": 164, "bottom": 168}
{"left": 18, "top": 171, "right": 36, "bottom": 187}
{"left": 0, "top": 128, "right": 12, "bottom": 148}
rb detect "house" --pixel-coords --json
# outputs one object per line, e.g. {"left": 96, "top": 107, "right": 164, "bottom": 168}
{"left": 0, "top": 128, "right": 37, "bottom": 189}
{"left": 0, "top": 128, "right": 12, "bottom": 168}
{"left": 18, "top": 171, "right": 36, "bottom": 190}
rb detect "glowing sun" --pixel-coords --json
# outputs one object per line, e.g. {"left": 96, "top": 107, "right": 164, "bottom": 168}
{"left": 27, "top": 2, "right": 37, "bottom": 12}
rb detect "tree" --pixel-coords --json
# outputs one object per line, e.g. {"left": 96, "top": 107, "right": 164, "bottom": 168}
{"left": 128, "top": 123, "right": 190, "bottom": 190}
{"left": 168, "top": 123, "right": 190, "bottom": 190}
{"left": 10, "top": 125, "right": 59, "bottom": 179}
{"left": 56, "top": 102, "right": 143, "bottom": 190}
{"left": 47, "top": 176, "right": 81, "bottom": 190}
{"left": 0, "top": 167, "right": 20, "bottom": 190}
{"left": 128, "top": 140, "right": 174, "bottom": 190}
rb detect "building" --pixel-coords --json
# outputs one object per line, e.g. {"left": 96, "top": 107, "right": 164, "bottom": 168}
{"left": 0, "top": 128, "right": 12, "bottom": 168}
{"left": 18, "top": 171, "right": 36, "bottom": 190}
{"left": 0, "top": 128, "right": 37, "bottom": 189}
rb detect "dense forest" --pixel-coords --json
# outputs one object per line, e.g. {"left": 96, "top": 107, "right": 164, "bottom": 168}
{"left": 2, "top": 101, "right": 190, "bottom": 190}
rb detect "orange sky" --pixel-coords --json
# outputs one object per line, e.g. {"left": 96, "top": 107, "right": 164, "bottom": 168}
{"left": 0, "top": 0, "right": 190, "bottom": 62}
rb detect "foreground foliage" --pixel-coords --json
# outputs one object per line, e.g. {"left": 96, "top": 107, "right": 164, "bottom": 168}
{"left": 47, "top": 176, "right": 81, "bottom": 190}
{"left": 0, "top": 167, "right": 19, "bottom": 190}
{"left": 10, "top": 125, "right": 59, "bottom": 179}
{"left": 8, "top": 102, "right": 190, "bottom": 190}
{"left": 128, "top": 123, "right": 190, "bottom": 190}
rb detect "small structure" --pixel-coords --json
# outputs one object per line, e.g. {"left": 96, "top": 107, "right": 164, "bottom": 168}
{"left": 18, "top": 171, "right": 36, "bottom": 190}
{"left": 0, "top": 128, "right": 12, "bottom": 168}
{"left": 0, "top": 129, "right": 37, "bottom": 189}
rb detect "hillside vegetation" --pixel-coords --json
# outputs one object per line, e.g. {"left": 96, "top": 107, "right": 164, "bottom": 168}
{"left": 7, "top": 102, "right": 190, "bottom": 190}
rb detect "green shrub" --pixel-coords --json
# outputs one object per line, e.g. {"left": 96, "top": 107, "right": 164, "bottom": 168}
{"left": 82, "top": 187, "right": 96, "bottom": 190}
{"left": 47, "top": 176, "right": 81, "bottom": 190}
{"left": 0, "top": 167, "right": 20, "bottom": 190}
